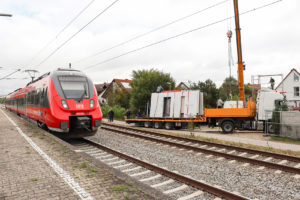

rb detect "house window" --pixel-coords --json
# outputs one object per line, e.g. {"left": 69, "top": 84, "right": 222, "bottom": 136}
{"left": 294, "top": 87, "right": 299, "bottom": 97}
{"left": 294, "top": 73, "right": 299, "bottom": 82}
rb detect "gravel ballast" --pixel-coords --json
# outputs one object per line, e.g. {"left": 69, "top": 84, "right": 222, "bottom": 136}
{"left": 89, "top": 130, "right": 300, "bottom": 200}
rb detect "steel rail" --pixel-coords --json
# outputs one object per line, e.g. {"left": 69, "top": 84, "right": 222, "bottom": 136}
{"left": 101, "top": 125, "right": 300, "bottom": 175}
{"left": 102, "top": 122, "right": 300, "bottom": 163}
{"left": 82, "top": 138, "right": 248, "bottom": 200}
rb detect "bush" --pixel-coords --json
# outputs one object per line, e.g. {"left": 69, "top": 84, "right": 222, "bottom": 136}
{"left": 101, "top": 105, "right": 126, "bottom": 121}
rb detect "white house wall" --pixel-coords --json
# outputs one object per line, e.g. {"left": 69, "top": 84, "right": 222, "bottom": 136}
{"left": 277, "top": 70, "right": 300, "bottom": 107}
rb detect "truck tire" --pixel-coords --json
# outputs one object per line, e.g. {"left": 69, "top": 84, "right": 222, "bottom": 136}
{"left": 154, "top": 122, "right": 163, "bottom": 129}
{"left": 165, "top": 122, "right": 174, "bottom": 130}
{"left": 221, "top": 120, "right": 234, "bottom": 133}
{"left": 144, "top": 121, "right": 152, "bottom": 128}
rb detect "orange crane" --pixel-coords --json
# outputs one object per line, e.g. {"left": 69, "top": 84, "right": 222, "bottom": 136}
{"left": 233, "top": 0, "right": 245, "bottom": 101}
{"left": 204, "top": 0, "right": 256, "bottom": 133}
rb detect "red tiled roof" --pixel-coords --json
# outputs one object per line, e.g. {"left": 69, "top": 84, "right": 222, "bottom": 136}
{"left": 247, "top": 83, "right": 261, "bottom": 90}
{"left": 94, "top": 83, "right": 110, "bottom": 94}
{"left": 275, "top": 68, "right": 300, "bottom": 90}
{"left": 114, "top": 79, "right": 132, "bottom": 92}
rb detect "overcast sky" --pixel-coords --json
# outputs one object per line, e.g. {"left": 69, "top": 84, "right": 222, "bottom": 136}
{"left": 1, "top": 0, "right": 299, "bottom": 95}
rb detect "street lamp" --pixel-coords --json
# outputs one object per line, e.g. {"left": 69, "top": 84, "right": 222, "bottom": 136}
{"left": 0, "top": 13, "right": 12, "bottom": 17}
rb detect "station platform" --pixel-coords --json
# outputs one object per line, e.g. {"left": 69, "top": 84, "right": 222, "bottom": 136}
{"left": 103, "top": 118, "right": 300, "bottom": 153}
{"left": 0, "top": 108, "right": 155, "bottom": 200}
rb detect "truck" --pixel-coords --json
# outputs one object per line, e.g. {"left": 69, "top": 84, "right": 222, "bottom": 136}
{"left": 126, "top": 0, "right": 276, "bottom": 133}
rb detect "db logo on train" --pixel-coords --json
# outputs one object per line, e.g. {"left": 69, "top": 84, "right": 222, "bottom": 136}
{"left": 76, "top": 104, "right": 84, "bottom": 109}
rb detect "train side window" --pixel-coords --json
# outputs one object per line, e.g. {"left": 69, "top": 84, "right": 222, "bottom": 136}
{"left": 40, "top": 88, "right": 44, "bottom": 107}
{"left": 44, "top": 88, "right": 49, "bottom": 108}
{"left": 35, "top": 89, "right": 40, "bottom": 106}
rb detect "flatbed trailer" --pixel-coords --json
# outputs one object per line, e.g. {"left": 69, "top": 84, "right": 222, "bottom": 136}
{"left": 125, "top": 100, "right": 255, "bottom": 133}
{"left": 125, "top": 116, "right": 207, "bottom": 130}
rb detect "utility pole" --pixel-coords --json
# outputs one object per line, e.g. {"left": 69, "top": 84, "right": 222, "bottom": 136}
{"left": 25, "top": 69, "right": 38, "bottom": 82}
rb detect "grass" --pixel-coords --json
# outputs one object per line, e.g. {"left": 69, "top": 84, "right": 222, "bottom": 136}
{"left": 26, "top": 151, "right": 31, "bottom": 154}
{"left": 30, "top": 178, "right": 38, "bottom": 182}
{"left": 123, "top": 195, "right": 130, "bottom": 200}
{"left": 80, "top": 163, "right": 88, "bottom": 168}
{"left": 112, "top": 185, "right": 128, "bottom": 192}
{"left": 270, "top": 136, "right": 300, "bottom": 145}
{"left": 91, "top": 169, "right": 98, "bottom": 172}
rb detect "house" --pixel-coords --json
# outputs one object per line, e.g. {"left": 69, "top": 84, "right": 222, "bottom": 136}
{"left": 176, "top": 82, "right": 190, "bottom": 90}
{"left": 276, "top": 68, "right": 300, "bottom": 108}
{"left": 94, "top": 83, "right": 110, "bottom": 95}
{"left": 247, "top": 83, "right": 261, "bottom": 90}
{"left": 99, "top": 79, "right": 132, "bottom": 104}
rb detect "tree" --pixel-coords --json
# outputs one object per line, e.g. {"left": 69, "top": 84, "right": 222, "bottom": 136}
{"left": 190, "top": 79, "right": 219, "bottom": 108}
{"left": 130, "top": 69, "right": 175, "bottom": 113}
{"left": 0, "top": 97, "right": 5, "bottom": 104}
{"left": 114, "top": 89, "right": 131, "bottom": 108}
{"left": 219, "top": 77, "right": 239, "bottom": 100}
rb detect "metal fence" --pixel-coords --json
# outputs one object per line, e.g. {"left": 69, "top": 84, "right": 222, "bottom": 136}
{"left": 264, "top": 110, "right": 300, "bottom": 140}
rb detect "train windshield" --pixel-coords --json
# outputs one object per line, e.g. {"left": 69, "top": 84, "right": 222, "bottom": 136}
{"left": 59, "top": 76, "right": 89, "bottom": 99}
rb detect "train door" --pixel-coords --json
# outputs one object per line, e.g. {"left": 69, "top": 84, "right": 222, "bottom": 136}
{"left": 39, "top": 88, "right": 45, "bottom": 123}
{"left": 40, "top": 87, "right": 49, "bottom": 124}
{"left": 25, "top": 93, "right": 27, "bottom": 117}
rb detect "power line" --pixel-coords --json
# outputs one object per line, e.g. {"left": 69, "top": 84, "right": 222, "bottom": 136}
{"left": 74, "top": 0, "right": 229, "bottom": 64}
{"left": 0, "top": 69, "right": 21, "bottom": 80}
{"left": 35, "top": 0, "right": 121, "bottom": 69}
{"left": 27, "top": 0, "right": 96, "bottom": 67}
{"left": 83, "top": 0, "right": 283, "bottom": 71}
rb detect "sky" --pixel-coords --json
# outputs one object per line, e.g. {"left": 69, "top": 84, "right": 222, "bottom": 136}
{"left": 0, "top": 0, "right": 300, "bottom": 96}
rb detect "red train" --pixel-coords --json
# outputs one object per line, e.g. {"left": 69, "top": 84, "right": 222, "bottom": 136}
{"left": 5, "top": 68, "right": 102, "bottom": 138}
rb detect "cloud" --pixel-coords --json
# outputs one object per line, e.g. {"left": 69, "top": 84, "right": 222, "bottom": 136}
{"left": 0, "top": 0, "right": 299, "bottom": 95}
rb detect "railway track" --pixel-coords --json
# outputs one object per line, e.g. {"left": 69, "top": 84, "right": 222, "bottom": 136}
{"left": 102, "top": 122, "right": 300, "bottom": 176}
{"left": 69, "top": 138, "right": 249, "bottom": 200}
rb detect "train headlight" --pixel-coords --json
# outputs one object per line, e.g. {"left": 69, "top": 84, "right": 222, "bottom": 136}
{"left": 90, "top": 99, "right": 95, "bottom": 108}
{"left": 61, "top": 100, "right": 69, "bottom": 109}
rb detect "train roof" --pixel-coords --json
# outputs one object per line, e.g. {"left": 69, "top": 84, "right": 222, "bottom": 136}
{"left": 26, "top": 68, "right": 86, "bottom": 86}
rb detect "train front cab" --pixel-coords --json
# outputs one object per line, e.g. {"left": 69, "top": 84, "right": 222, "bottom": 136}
{"left": 46, "top": 70, "right": 102, "bottom": 137}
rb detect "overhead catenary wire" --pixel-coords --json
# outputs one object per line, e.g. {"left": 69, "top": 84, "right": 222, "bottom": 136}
{"left": 27, "top": 0, "right": 96, "bottom": 67}
{"left": 0, "top": 69, "right": 21, "bottom": 80}
{"left": 34, "top": 0, "right": 121, "bottom": 69}
{"left": 74, "top": 0, "right": 230, "bottom": 64}
{"left": 83, "top": 0, "right": 283, "bottom": 71}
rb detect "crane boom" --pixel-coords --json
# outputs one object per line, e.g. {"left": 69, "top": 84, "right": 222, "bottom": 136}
{"left": 233, "top": 0, "right": 245, "bottom": 101}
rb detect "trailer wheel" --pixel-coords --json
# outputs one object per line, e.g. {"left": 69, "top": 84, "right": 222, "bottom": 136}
{"left": 267, "top": 124, "right": 274, "bottom": 133}
{"left": 154, "top": 122, "right": 163, "bottom": 129}
{"left": 144, "top": 121, "right": 152, "bottom": 128}
{"left": 165, "top": 122, "right": 174, "bottom": 130}
{"left": 221, "top": 121, "right": 234, "bottom": 133}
